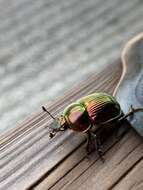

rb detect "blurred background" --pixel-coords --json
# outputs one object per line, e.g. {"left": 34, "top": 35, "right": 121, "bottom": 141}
{"left": 0, "top": 0, "right": 143, "bottom": 134}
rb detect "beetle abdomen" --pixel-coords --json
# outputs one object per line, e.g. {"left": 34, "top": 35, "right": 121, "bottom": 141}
{"left": 86, "top": 100, "right": 120, "bottom": 124}
{"left": 62, "top": 93, "right": 121, "bottom": 132}
{"left": 78, "top": 93, "right": 121, "bottom": 125}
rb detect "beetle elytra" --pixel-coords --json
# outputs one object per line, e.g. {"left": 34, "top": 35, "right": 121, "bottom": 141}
{"left": 42, "top": 92, "right": 143, "bottom": 161}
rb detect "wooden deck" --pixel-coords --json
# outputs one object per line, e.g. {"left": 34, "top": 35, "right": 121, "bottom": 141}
{"left": 1, "top": 0, "right": 143, "bottom": 189}
{"left": 1, "top": 59, "right": 143, "bottom": 190}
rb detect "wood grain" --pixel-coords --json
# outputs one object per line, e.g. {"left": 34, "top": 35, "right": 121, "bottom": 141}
{"left": 51, "top": 130, "right": 142, "bottom": 190}
{"left": 34, "top": 34, "right": 143, "bottom": 190}
{"left": 0, "top": 61, "right": 122, "bottom": 190}
{"left": 1, "top": 0, "right": 143, "bottom": 134}
{"left": 112, "top": 159, "right": 143, "bottom": 190}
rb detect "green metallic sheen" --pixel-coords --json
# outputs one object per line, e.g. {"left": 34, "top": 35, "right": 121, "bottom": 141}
{"left": 42, "top": 92, "right": 143, "bottom": 160}
{"left": 61, "top": 93, "right": 122, "bottom": 132}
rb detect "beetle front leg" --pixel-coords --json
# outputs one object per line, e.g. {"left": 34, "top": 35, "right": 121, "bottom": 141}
{"left": 49, "top": 126, "right": 67, "bottom": 138}
{"left": 86, "top": 130, "right": 104, "bottom": 162}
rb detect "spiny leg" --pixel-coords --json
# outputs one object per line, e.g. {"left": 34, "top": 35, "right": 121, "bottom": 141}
{"left": 86, "top": 130, "right": 104, "bottom": 162}
{"left": 115, "top": 105, "right": 143, "bottom": 139}
{"left": 128, "top": 105, "right": 134, "bottom": 120}
{"left": 86, "top": 131, "right": 94, "bottom": 154}
{"left": 119, "top": 105, "right": 143, "bottom": 122}
{"left": 114, "top": 119, "right": 129, "bottom": 140}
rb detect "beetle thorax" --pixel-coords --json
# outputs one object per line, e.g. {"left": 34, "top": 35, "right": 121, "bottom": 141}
{"left": 63, "top": 103, "right": 91, "bottom": 132}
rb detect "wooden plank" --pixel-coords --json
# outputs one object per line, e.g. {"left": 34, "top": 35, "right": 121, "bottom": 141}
{"left": 0, "top": 61, "right": 122, "bottom": 190}
{"left": 0, "top": 63, "right": 117, "bottom": 147}
{"left": 33, "top": 121, "right": 129, "bottom": 190}
{"left": 47, "top": 130, "right": 142, "bottom": 190}
{"left": 29, "top": 61, "right": 122, "bottom": 190}
{"left": 34, "top": 34, "right": 143, "bottom": 190}
{"left": 112, "top": 159, "right": 143, "bottom": 190}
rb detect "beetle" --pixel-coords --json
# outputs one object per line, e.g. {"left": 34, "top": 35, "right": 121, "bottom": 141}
{"left": 42, "top": 92, "right": 143, "bottom": 160}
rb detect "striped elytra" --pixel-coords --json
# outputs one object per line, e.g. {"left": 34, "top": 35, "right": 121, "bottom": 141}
{"left": 62, "top": 93, "right": 122, "bottom": 132}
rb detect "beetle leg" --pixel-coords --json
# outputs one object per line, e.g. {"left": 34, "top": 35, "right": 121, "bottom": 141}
{"left": 129, "top": 105, "right": 134, "bottom": 120}
{"left": 86, "top": 131, "right": 104, "bottom": 162}
{"left": 92, "top": 133, "right": 104, "bottom": 162}
{"left": 114, "top": 120, "right": 130, "bottom": 141}
{"left": 48, "top": 126, "right": 67, "bottom": 138}
{"left": 119, "top": 105, "right": 143, "bottom": 122}
{"left": 114, "top": 106, "right": 138, "bottom": 139}
{"left": 86, "top": 131, "right": 95, "bottom": 154}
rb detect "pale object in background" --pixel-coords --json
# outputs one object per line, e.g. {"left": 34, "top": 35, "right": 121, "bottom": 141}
{"left": 116, "top": 33, "right": 143, "bottom": 137}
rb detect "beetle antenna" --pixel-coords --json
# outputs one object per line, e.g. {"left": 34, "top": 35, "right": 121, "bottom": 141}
{"left": 42, "top": 106, "right": 56, "bottom": 120}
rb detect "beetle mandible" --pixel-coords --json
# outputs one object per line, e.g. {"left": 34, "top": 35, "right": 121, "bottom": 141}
{"left": 42, "top": 92, "right": 143, "bottom": 160}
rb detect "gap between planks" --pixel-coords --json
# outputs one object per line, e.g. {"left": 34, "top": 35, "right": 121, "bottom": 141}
{"left": 0, "top": 61, "right": 120, "bottom": 148}
{"left": 0, "top": 61, "right": 123, "bottom": 190}
{"left": 27, "top": 61, "right": 122, "bottom": 190}
{"left": 43, "top": 130, "right": 143, "bottom": 190}
{"left": 32, "top": 59, "right": 142, "bottom": 190}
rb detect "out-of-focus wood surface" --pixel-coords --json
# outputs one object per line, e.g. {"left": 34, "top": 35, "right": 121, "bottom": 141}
{"left": 1, "top": 60, "right": 143, "bottom": 190}
{"left": 0, "top": 61, "right": 124, "bottom": 190}
{"left": 45, "top": 131, "right": 143, "bottom": 190}
{"left": 1, "top": 0, "right": 143, "bottom": 134}
{"left": 1, "top": 0, "right": 143, "bottom": 188}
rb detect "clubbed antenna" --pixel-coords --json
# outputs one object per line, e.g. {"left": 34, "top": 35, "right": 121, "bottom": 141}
{"left": 42, "top": 106, "right": 56, "bottom": 120}
{"left": 42, "top": 106, "right": 65, "bottom": 139}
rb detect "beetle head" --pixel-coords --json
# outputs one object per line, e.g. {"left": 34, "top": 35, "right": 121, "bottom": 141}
{"left": 48, "top": 115, "right": 68, "bottom": 138}
{"left": 42, "top": 106, "right": 68, "bottom": 138}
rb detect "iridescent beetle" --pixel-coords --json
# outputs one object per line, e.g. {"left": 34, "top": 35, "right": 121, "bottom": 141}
{"left": 42, "top": 92, "right": 143, "bottom": 160}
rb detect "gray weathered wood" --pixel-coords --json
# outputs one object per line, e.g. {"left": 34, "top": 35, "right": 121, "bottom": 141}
{"left": 112, "top": 159, "right": 143, "bottom": 190}
{"left": 48, "top": 130, "right": 142, "bottom": 190}
{"left": 34, "top": 34, "right": 143, "bottom": 190}
{"left": 0, "top": 62, "right": 121, "bottom": 190}
{"left": 1, "top": 0, "right": 143, "bottom": 134}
